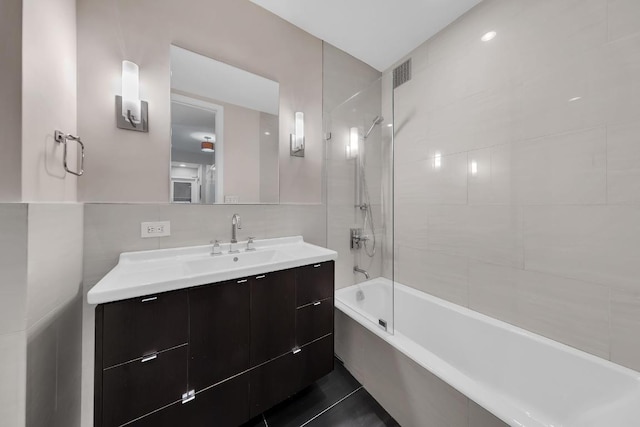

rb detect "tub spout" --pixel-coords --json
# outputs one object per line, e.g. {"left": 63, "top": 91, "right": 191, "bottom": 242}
{"left": 353, "top": 266, "right": 370, "bottom": 280}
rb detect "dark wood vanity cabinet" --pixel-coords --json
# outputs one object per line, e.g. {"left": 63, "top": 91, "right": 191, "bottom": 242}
{"left": 94, "top": 261, "right": 334, "bottom": 427}
{"left": 129, "top": 373, "right": 251, "bottom": 427}
{"left": 250, "top": 270, "right": 296, "bottom": 366}
{"left": 189, "top": 278, "right": 250, "bottom": 391}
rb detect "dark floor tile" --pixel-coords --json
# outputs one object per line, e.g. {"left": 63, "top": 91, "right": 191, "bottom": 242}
{"left": 304, "top": 388, "right": 400, "bottom": 427}
{"left": 240, "top": 414, "right": 266, "bottom": 427}
{"left": 264, "top": 360, "right": 361, "bottom": 427}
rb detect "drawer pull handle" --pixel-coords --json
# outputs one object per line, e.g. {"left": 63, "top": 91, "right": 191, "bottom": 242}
{"left": 141, "top": 354, "right": 157, "bottom": 363}
{"left": 237, "top": 279, "right": 248, "bottom": 284}
{"left": 313, "top": 264, "right": 321, "bottom": 268}
{"left": 293, "top": 348, "right": 302, "bottom": 355}
{"left": 313, "top": 301, "right": 322, "bottom": 306}
{"left": 141, "top": 297, "right": 157, "bottom": 303}
{"left": 182, "top": 390, "right": 196, "bottom": 404}
{"left": 256, "top": 275, "right": 266, "bottom": 279}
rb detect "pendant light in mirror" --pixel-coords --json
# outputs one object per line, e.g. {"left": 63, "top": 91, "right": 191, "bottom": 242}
{"left": 201, "top": 135, "right": 215, "bottom": 152}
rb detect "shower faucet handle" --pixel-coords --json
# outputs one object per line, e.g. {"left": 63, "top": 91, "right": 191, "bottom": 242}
{"left": 350, "top": 228, "right": 367, "bottom": 249}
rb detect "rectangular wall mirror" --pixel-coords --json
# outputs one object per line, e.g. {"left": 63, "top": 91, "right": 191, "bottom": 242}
{"left": 170, "top": 45, "right": 280, "bottom": 204}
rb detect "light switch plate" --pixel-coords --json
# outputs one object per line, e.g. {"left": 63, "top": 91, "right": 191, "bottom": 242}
{"left": 141, "top": 221, "right": 171, "bottom": 238}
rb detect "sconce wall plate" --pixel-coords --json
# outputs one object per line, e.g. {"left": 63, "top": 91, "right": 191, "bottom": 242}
{"left": 116, "top": 95, "right": 149, "bottom": 132}
{"left": 116, "top": 96, "right": 149, "bottom": 132}
{"left": 290, "top": 135, "right": 305, "bottom": 157}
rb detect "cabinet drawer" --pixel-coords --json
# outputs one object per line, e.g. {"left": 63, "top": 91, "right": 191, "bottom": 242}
{"left": 102, "top": 345, "right": 188, "bottom": 427}
{"left": 187, "top": 373, "right": 250, "bottom": 427}
{"left": 296, "top": 262, "right": 334, "bottom": 307}
{"left": 130, "top": 373, "right": 250, "bottom": 427}
{"left": 249, "top": 352, "right": 298, "bottom": 418}
{"left": 297, "top": 334, "right": 334, "bottom": 389}
{"left": 102, "top": 290, "right": 188, "bottom": 368}
{"left": 296, "top": 298, "right": 333, "bottom": 346}
{"left": 249, "top": 335, "right": 335, "bottom": 418}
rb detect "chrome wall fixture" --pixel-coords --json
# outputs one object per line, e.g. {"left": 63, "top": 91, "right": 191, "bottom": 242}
{"left": 290, "top": 111, "right": 305, "bottom": 157}
{"left": 54, "top": 130, "right": 85, "bottom": 177}
{"left": 116, "top": 60, "right": 149, "bottom": 132}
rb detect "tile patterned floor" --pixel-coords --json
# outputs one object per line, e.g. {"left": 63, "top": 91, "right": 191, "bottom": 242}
{"left": 243, "top": 359, "right": 400, "bottom": 427}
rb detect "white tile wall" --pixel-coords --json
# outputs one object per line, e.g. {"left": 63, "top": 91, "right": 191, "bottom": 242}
{"left": 523, "top": 206, "right": 640, "bottom": 289}
{"left": 610, "top": 288, "right": 640, "bottom": 371}
{"left": 397, "top": 247, "right": 469, "bottom": 306}
{"left": 26, "top": 204, "right": 83, "bottom": 328}
{"left": 26, "top": 204, "right": 84, "bottom": 427}
{"left": 0, "top": 203, "right": 83, "bottom": 427}
{"left": 392, "top": 0, "right": 640, "bottom": 371}
{"left": 607, "top": 0, "right": 640, "bottom": 42}
{"left": 427, "top": 206, "right": 524, "bottom": 268}
{"left": 0, "top": 331, "right": 26, "bottom": 427}
{"left": 0, "top": 204, "right": 27, "bottom": 334}
{"left": 0, "top": 205, "right": 27, "bottom": 426}
{"left": 607, "top": 120, "right": 640, "bottom": 204}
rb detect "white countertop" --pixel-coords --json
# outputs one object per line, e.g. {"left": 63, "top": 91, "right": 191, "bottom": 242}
{"left": 87, "top": 236, "right": 337, "bottom": 305}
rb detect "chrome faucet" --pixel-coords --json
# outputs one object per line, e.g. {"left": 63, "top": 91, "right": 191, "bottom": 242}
{"left": 353, "top": 266, "right": 370, "bottom": 280}
{"left": 230, "top": 214, "right": 242, "bottom": 253}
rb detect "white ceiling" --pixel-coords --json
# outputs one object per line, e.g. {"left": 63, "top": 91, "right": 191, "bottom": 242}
{"left": 249, "top": 0, "right": 481, "bottom": 71}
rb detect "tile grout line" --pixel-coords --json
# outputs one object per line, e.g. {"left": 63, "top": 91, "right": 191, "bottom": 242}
{"left": 298, "top": 386, "right": 363, "bottom": 427}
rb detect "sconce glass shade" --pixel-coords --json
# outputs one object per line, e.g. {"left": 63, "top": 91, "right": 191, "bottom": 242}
{"left": 434, "top": 151, "right": 442, "bottom": 169}
{"left": 290, "top": 111, "right": 305, "bottom": 156}
{"left": 346, "top": 127, "right": 359, "bottom": 159}
{"left": 121, "top": 61, "right": 141, "bottom": 122}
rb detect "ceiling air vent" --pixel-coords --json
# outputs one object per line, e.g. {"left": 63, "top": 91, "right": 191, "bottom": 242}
{"left": 393, "top": 58, "right": 412, "bottom": 89}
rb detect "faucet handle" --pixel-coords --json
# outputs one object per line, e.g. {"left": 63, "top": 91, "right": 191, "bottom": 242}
{"left": 211, "top": 239, "right": 222, "bottom": 256}
{"left": 246, "top": 237, "right": 256, "bottom": 252}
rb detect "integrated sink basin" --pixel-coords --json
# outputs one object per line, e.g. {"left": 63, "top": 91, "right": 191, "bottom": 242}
{"left": 87, "top": 236, "right": 338, "bottom": 304}
{"left": 185, "top": 249, "right": 291, "bottom": 275}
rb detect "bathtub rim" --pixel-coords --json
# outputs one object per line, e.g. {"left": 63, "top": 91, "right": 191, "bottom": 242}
{"left": 335, "top": 278, "right": 640, "bottom": 427}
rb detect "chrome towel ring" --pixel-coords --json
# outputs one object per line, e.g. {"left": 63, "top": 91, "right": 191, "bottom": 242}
{"left": 54, "top": 130, "right": 85, "bottom": 177}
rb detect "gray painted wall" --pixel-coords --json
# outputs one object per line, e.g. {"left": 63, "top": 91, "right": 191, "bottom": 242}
{"left": 77, "top": 0, "right": 323, "bottom": 204}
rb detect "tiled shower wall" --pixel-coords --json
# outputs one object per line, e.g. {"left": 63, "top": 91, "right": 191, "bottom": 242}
{"left": 393, "top": 0, "right": 640, "bottom": 370}
{"left": 323, "top": 43, "right": 385, "bottom": 289}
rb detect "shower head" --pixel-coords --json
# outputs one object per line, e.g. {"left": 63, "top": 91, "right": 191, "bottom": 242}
{"left": 364, "top": 116, "right": 385, "bottom": 139}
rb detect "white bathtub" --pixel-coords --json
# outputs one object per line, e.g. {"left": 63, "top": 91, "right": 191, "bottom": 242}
{"left": 336, "top": 278, "right": 640, "bottom": 427}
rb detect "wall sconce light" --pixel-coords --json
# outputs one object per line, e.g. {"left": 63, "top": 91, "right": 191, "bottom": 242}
{"left": 470, "top": 160, "right": 478, "bottom": 176}
{"left": 346, "top": 127, "right": 359, "bottom": 159}
{"left": 433, "top": 151, "right": 442, "bottom": 169}
{"left": 116, "top": 60, "right": 148, "bottom": 132}
{"left": 290, "top": 112, "right": 305, "bottom": 157}
{"left": 201, "top": 135, "right": 215, "bottom": 152}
